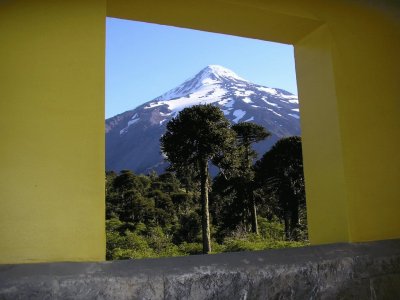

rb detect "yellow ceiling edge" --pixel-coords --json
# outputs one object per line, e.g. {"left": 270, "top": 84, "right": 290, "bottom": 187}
{"left": 106, "top": 0, "right": 323, "bottom": 45}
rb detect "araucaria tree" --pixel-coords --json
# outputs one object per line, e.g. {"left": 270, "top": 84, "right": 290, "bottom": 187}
{"left": 232, "top": 122, "right": 270, "bottom": 234}
{"left": 254, "top": 136, "right": 305, "bottom": 240}
{"left": 160, "top": 104, "right": 235, "bottom": 253}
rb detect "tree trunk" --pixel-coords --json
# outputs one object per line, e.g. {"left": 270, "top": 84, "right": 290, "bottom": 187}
{"left": 284, "top": 210, "right": 291, "bottom": 240}
{"left": 281, "top": 178, "right": 293, "bottom": 240}
{"left": 245, "top": 146, "right": 259, "bottom": 234}
{"left": 200, "top": 158, "right": 211, "bottom": 254}
{"left": 289, "top": 197, "right": 300, "bottom": 239}
{"left": 249, "top": 189, "right": 259, "bottom": 234}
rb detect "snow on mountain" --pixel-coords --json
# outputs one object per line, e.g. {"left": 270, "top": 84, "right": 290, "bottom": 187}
{"left": 142, "top": 65, "right": 245, "bottom": 114}
{"left": 106, "top": 65, "right": 301, "bottom": 174}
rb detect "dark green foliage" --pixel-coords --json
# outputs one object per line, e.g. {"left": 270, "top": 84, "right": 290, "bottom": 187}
{"left": 232, "top": 122, "right": 270, "bottom": 149}
{"left": 254, "top": 136, "right": 307, "bottom": 240}
{"left": 211, "top": 122, "right": 270, "bottom": 237}
{"left": 106, "top": 108, "right": 308, "bottom": 260}
{"left": 105, "top": 170, "right": 192, "bottom": 260}
{"left": 231, "top": 122, "right": 270, "bottom": 234}
{"left": 173, "top": 212, "right": 202, "bottom": 244}
{"left": 211, "top": 175, "right": 248, "bottom": 239}
{"left": 160, "top": 104, "right": 236, "bottom": 254}
{"left": 160, "top": 104, "right": 235, "bottom": 169}
{"left": 171, "top": 192, "right": 194, "bottom": 215}
{"left": 113, "top": 170, "right": 146, "bottom": 194}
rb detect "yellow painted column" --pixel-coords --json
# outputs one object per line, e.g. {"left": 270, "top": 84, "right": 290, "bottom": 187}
{"left": 295, "top": 25, "right": 350, "bottom": 244}
{"left": 0, "top": 0, "right": 106, "bottom": 263}
{"left": 296, "top": 1, "right": 400, "bottom": 243}
{"left": 327, "top": 5, "right": 400, "bottom": 242}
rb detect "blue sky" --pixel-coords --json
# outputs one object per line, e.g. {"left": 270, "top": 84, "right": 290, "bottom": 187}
{"left": 106, "top": 17, "right": 298, "bottom": 119}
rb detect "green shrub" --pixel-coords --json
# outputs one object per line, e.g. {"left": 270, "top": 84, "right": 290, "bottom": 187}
{"left": 178, "top": 242, "right": 203, "bottom": 255}
{"left": 223, "top": 237, "right": 265, "bottom": 252}
{"left": 258, "top": 217, "right": 285, "bottom": 241}
{"left": 222, "top": 232, "right": 309, "bottom": 253}
{"left": 210, "top": 241, "right": 226, "bottom": 253}
{"left": 106, "top": 217, "right": 124, "bottom": 232}
{"left": 265, "top": 240, "right": 309, "bottom": 249}
{"left": 110, "top": 247, "right": 155, "bottom": 260}
{"left": 124, "top": 230, "right": 151, "bottom": 251}
{"left": 146, "top": 226, "right": 181, "bottom": 257}
{"left": 106, "top": 231, "right": 125, "bottom": 260}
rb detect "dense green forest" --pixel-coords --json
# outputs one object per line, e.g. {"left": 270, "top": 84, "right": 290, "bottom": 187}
{"left": 106, "top": 105, "right": 308, "bottom": 260}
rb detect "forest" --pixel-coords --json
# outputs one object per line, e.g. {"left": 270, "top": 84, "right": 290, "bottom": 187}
{"left": 106, "top": 104, "right": 308, "bottom": 260}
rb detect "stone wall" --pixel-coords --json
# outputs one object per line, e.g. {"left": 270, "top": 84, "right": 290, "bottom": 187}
{"left": 1, "top": 239, "right": 399, "bottom": 299}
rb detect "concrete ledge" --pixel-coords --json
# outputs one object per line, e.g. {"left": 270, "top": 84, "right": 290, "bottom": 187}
{"left": 1, "top": 239, "right": 400, "bottom": 299}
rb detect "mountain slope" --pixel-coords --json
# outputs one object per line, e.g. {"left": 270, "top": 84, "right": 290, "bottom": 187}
{"left": 106, "top": 65, "right": 300, "bottom": 174}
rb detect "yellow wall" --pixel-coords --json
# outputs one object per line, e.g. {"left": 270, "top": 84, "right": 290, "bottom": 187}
{"left": 295, "top": 24, "right": 351, "bottom": 243}
{"left": 0, "top": 0, "right": 399, "bottom": 263}
{"left": 294, "top": 1, "right": 400, "bottom": 243}
{"left": 0, "top": 0, "right": 106, "bottom": 264}
{"left": 325, "top": 3, "right": 400, "bottom": 242}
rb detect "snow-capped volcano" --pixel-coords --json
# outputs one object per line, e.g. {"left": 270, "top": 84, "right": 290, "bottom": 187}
{"left": 140, "top": 65, "right": 248, "bottom": 116}
{"left": 106, "top": 65, "right": 301, "bottom": 173}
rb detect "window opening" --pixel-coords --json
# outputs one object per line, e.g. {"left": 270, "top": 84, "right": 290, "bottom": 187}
{"left": 105, "top": 17, "right": 307, "bottom": 260}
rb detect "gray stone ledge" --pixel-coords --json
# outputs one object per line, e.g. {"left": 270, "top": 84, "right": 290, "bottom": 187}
{"left": 1, "top": 239, "right": 400, "bottom": 299}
